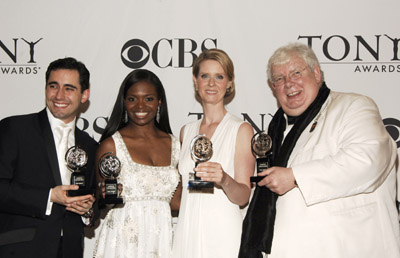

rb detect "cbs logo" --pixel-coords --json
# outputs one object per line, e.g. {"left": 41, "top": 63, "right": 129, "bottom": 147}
{"left": 121, "top": 38, "right": 217, "bottom": 69}
{"left": 384, "top": 118, "right": 400, "bottom": 148}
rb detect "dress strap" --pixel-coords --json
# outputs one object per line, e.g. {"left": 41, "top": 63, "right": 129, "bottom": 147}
{"left": 112, "top": 131, "right": 123, "bottom": 156}
{"left": 111, "top": 131, "right": 125, "bottom": 157}
{"left": 170, "top": 134, "right": 180, "bottom": 167}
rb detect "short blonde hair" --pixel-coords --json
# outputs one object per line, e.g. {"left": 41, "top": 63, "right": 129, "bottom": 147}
{"left": 267, "top": 42, "right": 324, "bottom": 83}
{"left": 192, "top": 48, "right": 235, "bottom": 97}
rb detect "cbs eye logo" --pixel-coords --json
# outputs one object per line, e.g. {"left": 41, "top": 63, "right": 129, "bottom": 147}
{"left": 121, "top": 39, "right": 150, "bottom": 69}
{"left": 121, "top": 38, "right": 217, "bottom": 69}
{"left": 383, "top": 118, "right": 400, "bottom": 148}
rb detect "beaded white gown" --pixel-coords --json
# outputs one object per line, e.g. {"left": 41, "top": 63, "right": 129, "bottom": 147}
{"left": 93, "top": 131, "right": 180, "bottom": 258}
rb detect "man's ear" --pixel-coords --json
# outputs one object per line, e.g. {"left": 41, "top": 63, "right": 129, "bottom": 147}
{"left": 313, "top": 66, "right": 322, "bottom": 84}
{"left": 81, "top": 89, "right": 90, "bottom": 104}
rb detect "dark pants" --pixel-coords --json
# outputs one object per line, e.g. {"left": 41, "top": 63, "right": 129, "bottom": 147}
{"left": 57, "top": 237, "right": 63, "bottom": 258}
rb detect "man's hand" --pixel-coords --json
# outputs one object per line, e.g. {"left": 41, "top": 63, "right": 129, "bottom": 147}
{"left": 257, "top": 166, "right": 296, "bottom": 195}
{"left": 50, "top": 185, "right": 95, "bottom": 215}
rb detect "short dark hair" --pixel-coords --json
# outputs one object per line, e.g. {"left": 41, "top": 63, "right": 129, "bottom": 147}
{"left": 45, "top": 57, "right": 90, "bottom": 92}
{"left": 100, "top": 69, "right": 172, "bottom": 142}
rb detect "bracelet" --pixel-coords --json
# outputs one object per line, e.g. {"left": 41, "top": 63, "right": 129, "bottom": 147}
{"left": 83, "top": 208, "right": 94, "bottom": 219}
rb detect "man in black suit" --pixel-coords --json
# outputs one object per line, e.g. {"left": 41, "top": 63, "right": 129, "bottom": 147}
{"left": 0, "top": 57, "right": 98, "bottom": 258}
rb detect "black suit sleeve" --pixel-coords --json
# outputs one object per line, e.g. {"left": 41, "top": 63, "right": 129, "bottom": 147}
{"left": 0, "top": 117, "right": 49, "bottom": 219}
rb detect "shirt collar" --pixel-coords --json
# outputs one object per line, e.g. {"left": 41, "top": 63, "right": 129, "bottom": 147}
{"left": 46, "top": 107, "right": 76, "bottom": 134}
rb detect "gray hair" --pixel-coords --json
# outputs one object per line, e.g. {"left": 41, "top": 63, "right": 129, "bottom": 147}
{"left": 266, "top": 42, "right": 324, "bottom": 83}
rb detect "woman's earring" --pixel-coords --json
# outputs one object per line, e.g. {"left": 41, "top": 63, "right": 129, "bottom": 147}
{"left": 124, "top": 110, "right": 128, "bottom": 123}
{"left": 156, "top": 106, "right": 160, "bottom": 123}
{"left": 225, "top": 84, "right": 233, "bottom": 96}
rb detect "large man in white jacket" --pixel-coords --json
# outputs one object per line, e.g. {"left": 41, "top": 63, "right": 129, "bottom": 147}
{"left": 240, "top": 42, "right": 399, "bottom": 258}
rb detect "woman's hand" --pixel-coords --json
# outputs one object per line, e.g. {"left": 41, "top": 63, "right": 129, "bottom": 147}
{"left": 98, "top": 181, "right": 123, "bottom": 199}
{"left": 194, "top": 161, "right": 227, "bottom": 186}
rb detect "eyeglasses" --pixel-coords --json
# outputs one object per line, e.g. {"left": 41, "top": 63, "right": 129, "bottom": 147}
{"left": 272, "top": 67, "right": 308, "bottom": 87}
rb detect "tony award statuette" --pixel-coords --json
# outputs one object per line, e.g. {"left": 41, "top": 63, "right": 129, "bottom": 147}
{"left": 66, "top": 146, "right": 93, "bottom": 196}
{"left": 250, "top": 131, "right": 272, "bottom": 183}
{"left": 188, "top": 134, "right": 214, "bottom": 190}
{"left": 99, "top": 152, "right": 123, "bottom": 204}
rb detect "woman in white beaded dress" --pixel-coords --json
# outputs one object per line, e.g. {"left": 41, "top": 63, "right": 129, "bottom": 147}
{"left": 172, "top": 49, "right": 255, "bottom": 258}
{"left": 93, "top": 69, "right": 181, "bottom": 258}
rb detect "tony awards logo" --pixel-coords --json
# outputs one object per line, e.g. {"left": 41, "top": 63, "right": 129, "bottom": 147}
{"left": 65, "top": 146, "right": 93, "bottom": 196}
{"left": 188, "top": 134, "right": 214, "bottom": 190}
{"left": 99, "top": 152, "right": 123, "bottom": 204}
{"left": 250, "top": 131, "right": 272, "bottom": 183}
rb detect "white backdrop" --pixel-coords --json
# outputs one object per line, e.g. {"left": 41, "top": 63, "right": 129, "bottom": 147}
{"left": 1, "top": 1, "right": 399, "bottom": 257}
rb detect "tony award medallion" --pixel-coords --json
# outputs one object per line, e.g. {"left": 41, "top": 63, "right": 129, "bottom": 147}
{"left": 99, "top": 152, "right": 123, "bottom": 204}
{"left": 188, "top": 134, "right": 214, "bottom": 190}
{"left": 250, "top": 131, "right": 272, "bottom": 183}
{"left": 66, "top": 146, "right": 93, "bottom": 196}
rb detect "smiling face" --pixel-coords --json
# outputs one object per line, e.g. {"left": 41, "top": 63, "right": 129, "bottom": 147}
{"left": 45, "top": 69, "right": 89, "bottom": 123}
{"left": 124, "top": 81, "right": 160, "bottom": 126}
{"left": 194, "top": 59, "right": 233, "bottom": 105}
{"left": 271, "top": 56, "right": 322, "bottom": 116}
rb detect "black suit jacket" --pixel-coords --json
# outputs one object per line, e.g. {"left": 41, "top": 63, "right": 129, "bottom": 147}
{"left": 0, "top": 109, "right": 98, "bottom": 258}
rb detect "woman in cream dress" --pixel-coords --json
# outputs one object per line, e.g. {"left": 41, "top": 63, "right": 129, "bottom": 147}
{"left": 172, "top": 49, "right": 255, "bottom": 258}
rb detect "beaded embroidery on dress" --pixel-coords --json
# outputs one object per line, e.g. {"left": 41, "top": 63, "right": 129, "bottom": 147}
{"left": 93, "top": 131, "right": 180, "bottom": 258}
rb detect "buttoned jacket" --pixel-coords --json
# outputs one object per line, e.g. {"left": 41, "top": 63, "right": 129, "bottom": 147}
{"left": 0, "top": 109, "right": 98, "bottom": 258}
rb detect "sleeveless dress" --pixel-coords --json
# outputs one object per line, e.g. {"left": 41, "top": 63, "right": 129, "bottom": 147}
{"left": 172, "top": 112, "right": 245, "bottom": 258}
{"left": 93, "top": 131, "right": 180, "bottom": 258}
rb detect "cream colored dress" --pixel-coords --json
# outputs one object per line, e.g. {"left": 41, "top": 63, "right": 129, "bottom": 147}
{"left": 93, "top": 131, "right": 180, "bottom": 258}
{"left": 172, "top": 113, "right": 245, "bottom": 258}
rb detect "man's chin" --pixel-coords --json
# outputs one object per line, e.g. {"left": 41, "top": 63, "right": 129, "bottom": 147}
{"left": 50, "top": 111, "right": 75, "bottom": 123}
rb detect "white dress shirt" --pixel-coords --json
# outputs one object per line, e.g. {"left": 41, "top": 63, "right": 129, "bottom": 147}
{"left": 45, "top": 108, "right": 76, "bottom": 215}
